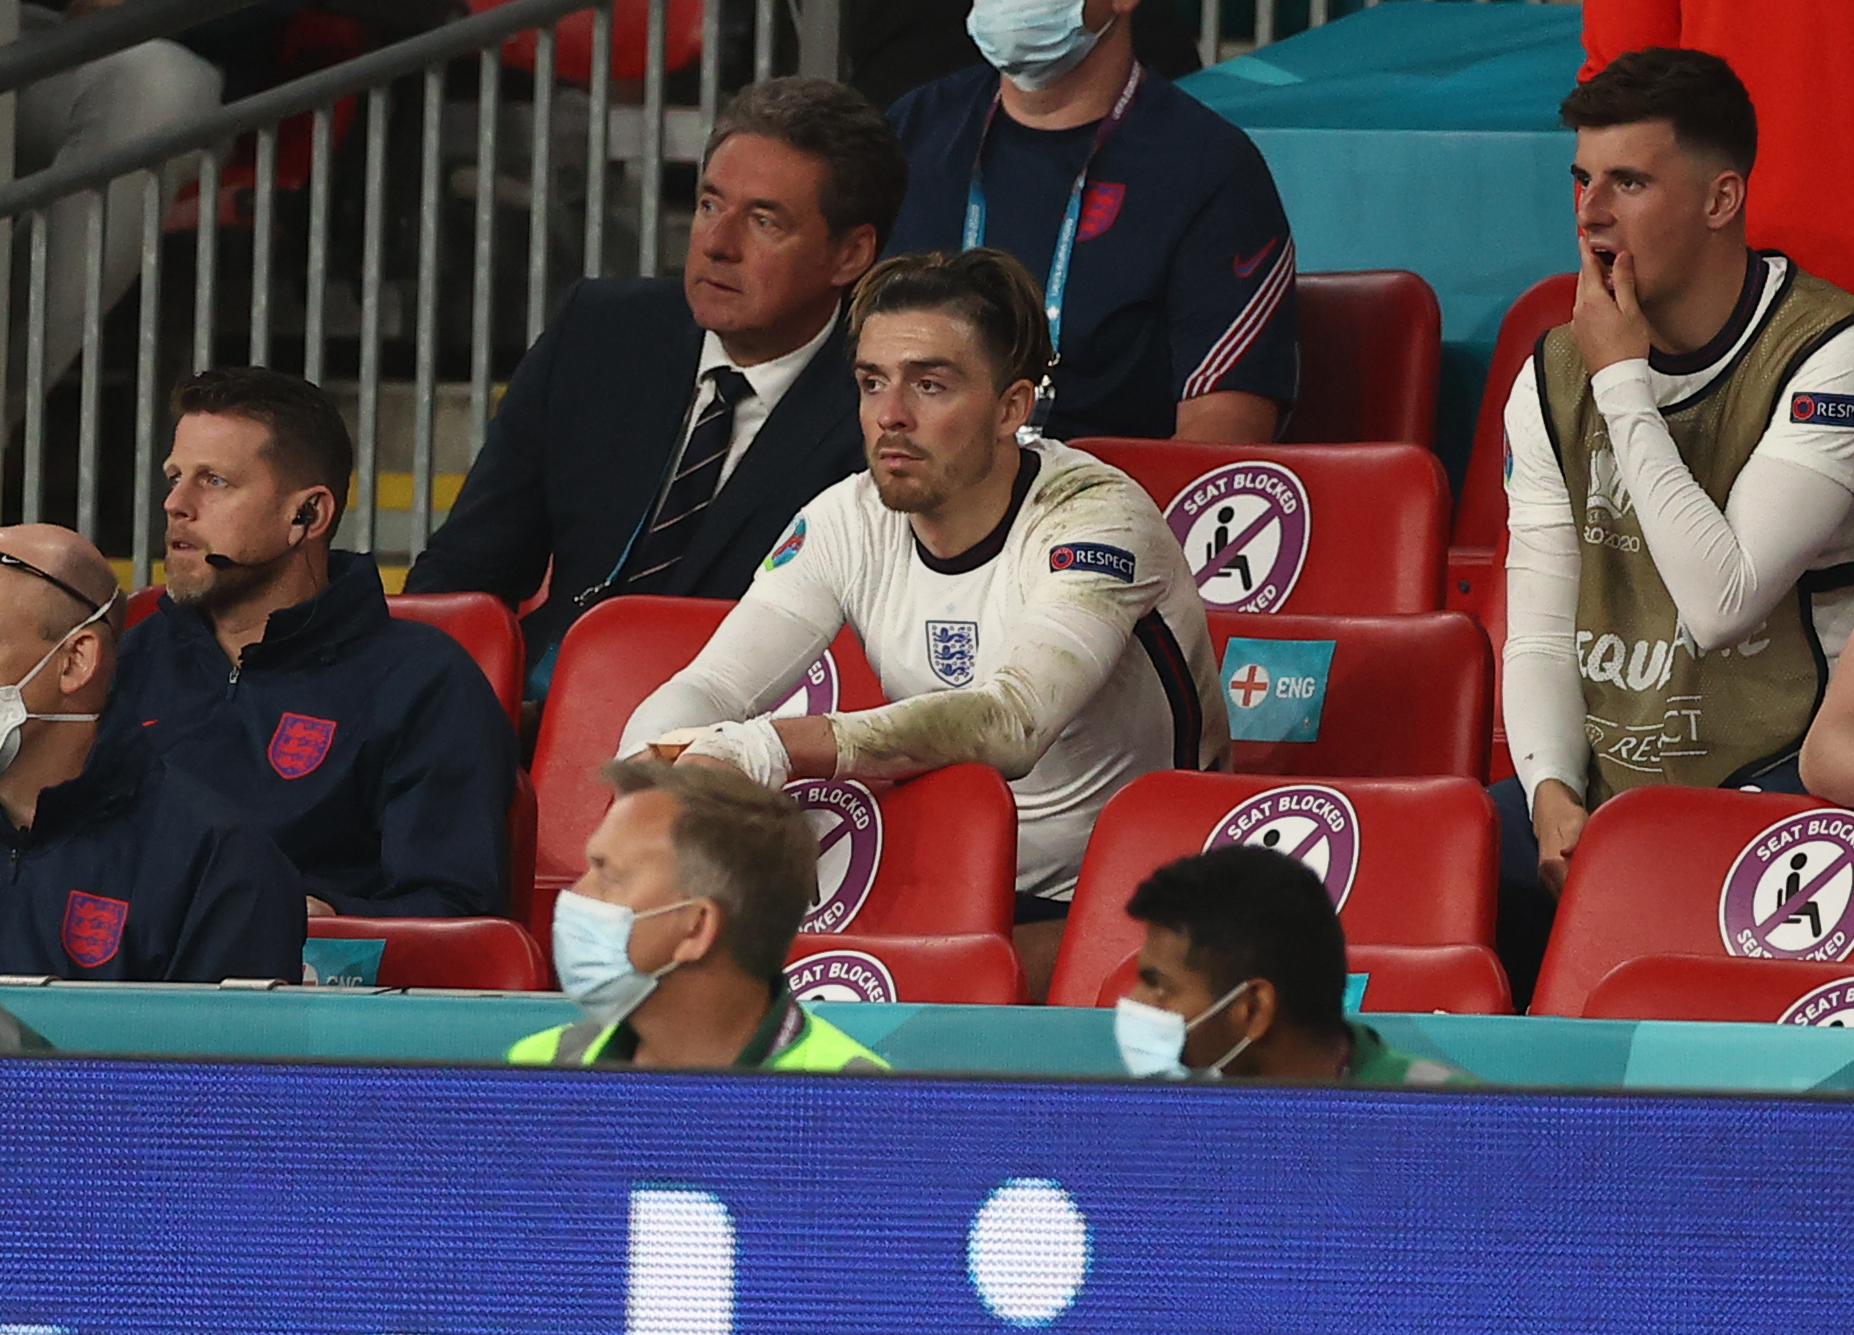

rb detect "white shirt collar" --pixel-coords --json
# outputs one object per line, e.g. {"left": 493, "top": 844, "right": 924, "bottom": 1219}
{"left": 697, "top": 304, "right": 841, "bottom": 413}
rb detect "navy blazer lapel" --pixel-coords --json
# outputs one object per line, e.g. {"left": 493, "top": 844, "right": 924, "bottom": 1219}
{"left": 671, "top": 316, "right": 859, "bottom": 585}
{"left": 622, "top": 307, "right": 705, "bottom": 491}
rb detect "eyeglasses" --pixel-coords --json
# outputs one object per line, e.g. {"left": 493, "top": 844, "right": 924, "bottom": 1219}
{"left": 0, "top": 550, "right": 105, "bottom": 615}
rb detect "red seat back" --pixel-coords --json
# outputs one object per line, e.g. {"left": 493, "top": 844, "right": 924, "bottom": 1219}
{"left": 1531, "top": 788, "right": 1846, "bottom": 1017}
{"left": 1285, "top": 270, "right": 1441, "bottom": 449}
{"left": 785, "top": 932, "right": 1028, "bottom": 1005}
{"left": 1073, "top": 439, "right": 1448, "bottom": 614}
{"left": 475, "top": 0, "right": 704, "bottom": 83}
{"left": 386, "top": 592, "right": 524, "bottom": 730}
{"left": 1210, "top": 610, "right": 1491, "bottom": 780}
{"left": 308, "top": 916, "right": 548, "bottom": 991}
{"left": 1092, "top": 942, "right": 1511, "bottom": 1015}
{"left": 531, "top": 594, "right": 885, "bottom": 882}
{"left": 788, "top": 765, "right": 1017, "bottom": 938}
{"left": 125, "top": 586, "right": 162, "bottom": 628}
{"left": 1453, "top": 272, "right": 1577, "bottom": 553}
{"left": 1048, "top": 771, "right": 1498, "bottom": 1007}
{"left": 1582, "top": 953, "right": 1854, "bottom": 1023}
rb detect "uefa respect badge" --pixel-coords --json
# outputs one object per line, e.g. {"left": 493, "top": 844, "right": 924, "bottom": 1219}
{"left": 784, "top": 948, "right": 897, "bottom": 1003}
{"left": 785, "top": 778, "right": 884, "bottom": 933}
{"left": 1718, "top": 809, "right": 1854, "bottom": 962}
{"left": 1220, "top": 637, "right": 1335, "bottom": 742}
{"left": 1204, "top": 783, "right": 1360, "bottom": 911}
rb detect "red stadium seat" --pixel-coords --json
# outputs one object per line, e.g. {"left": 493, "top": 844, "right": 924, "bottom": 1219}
{"left": 527, "top": 762, "right": 1019, "bottom": 961}
{"left": 530, "top": 594, "right": 885, "bottom": 891}
{"left": 1092, "top": 942, "right": 1512, "bottom": 1015}
{"left": 1074, "top": 439, "right": 1448, "bottom": 614}
{"left": 1286, "top": 270, "right": 1442, "bottom": 450}
{"left": 1209, "top": 610, "right": 1492, "bottom": 780}
{"left": 507, "top": 768, "right": 537, "bottom": 926}
{"left": 1531, "top": 788, "right": 1848, "bottom": 1017}
{"left": 387, "top": 592, "right": 524, "bottom": 730}
{"left": 308, "top": 916, "right": 548, "bottom": 991}
{"left": 1482, "top": 529, "right": 1513, "bottom": 784}
{"left": 125, "top": 586, "right": 161, "bottom": 628}
{"left": 1582, "top": 953, "right": 1854, "bottom": 1023}
{"left": 784, "top": 932, "right": 1029, "bottom": 1005}
{"left": 1047, "top": 771, "right": 1499, "bottom": 1007}
{"left": 474, "top": 0, "right": 703, "bottom": 83}
{"left": 1447, "top": 272, "right": 1576, "bottom": 620}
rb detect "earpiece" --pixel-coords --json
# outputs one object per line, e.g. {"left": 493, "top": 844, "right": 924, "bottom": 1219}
{"left": 293, "top": 500, "right": 317, "bottom": 529}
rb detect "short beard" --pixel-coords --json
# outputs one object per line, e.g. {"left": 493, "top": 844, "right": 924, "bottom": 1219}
{"left": 166, "top": 557, "right": 277, "bottom": 613}
{"left": 871, "top": 470, "right": 946, "bottom": 515}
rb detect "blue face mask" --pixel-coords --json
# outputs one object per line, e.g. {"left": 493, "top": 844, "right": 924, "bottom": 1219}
{"left": 1114, "top": 981, "right": 1253, "bottom": 1079}
{"left": 967, "top": 0, "right": 1112, "bottom": 93}
{"left": 551, "top": 890, "right": 696, "bottom": 1026}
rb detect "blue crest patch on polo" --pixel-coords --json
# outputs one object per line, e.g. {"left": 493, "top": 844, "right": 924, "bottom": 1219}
{"left": 1048, "top": 541, "right": 1136, "bottom": 583}
{"left": 1221, "top": 637, "right": 1336, "bottom": 742}
{"left": 926, "top": 620, "right": 979, "bottom": 687}
{"left": 1792, "top": 392, "right": 1854, "bottom": 425}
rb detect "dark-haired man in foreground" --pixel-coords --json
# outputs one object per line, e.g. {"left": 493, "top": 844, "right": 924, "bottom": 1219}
{"left": 1116, "top": 846, "right": 1468, "bottom": 1084}
{"left": 0, "top": 523, "right": 303, "bottom": 981}
{"left": 1498, "top": 48, "right": 1854, "bottom": 1006}
{"left": 109, "top": 368, "right": 517, "bottom": 919}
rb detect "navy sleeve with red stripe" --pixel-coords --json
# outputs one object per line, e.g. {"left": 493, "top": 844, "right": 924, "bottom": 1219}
{"left": 1169, "top": 149, "right": 1298, "bottom": 409}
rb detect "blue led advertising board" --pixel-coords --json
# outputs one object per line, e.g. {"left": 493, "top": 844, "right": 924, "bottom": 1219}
{"left": 0, "top": 1057, "right": 1847, "bottom": 1333}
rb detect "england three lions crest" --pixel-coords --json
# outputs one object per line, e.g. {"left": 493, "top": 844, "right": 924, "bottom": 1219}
{"left": 926, "top": 621, "right": 979, "bottom": 687}
{"left": 268, "top": 712, "right": 338, "bottom": 780}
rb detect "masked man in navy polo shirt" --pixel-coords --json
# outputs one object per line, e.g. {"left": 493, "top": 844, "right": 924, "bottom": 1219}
{"left": 0, "top": 524, "right": 304, "bottom": 981}
{"left": 110, "top": 368, "right": 517, "bottom": 919}
{"left": 887, "top": 0, "right": 1297, "bottom": 444}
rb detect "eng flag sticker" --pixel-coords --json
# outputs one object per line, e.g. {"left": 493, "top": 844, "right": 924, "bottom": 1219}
{"left": 1220, "top": 637, "right": 1335, "bottom": 742}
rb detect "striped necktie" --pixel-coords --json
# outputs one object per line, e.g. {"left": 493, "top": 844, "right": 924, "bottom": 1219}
{"left": 624, "top": 366, "right": 756, "bottom": 593}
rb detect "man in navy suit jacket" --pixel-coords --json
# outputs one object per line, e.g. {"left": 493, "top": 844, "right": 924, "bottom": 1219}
{"left": 406, "top": 78, "right": 909, "bottom": 696}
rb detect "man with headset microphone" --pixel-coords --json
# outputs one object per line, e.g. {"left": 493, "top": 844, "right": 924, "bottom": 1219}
{"left": 107, "top": 368, "right": 518, "bottom": 920}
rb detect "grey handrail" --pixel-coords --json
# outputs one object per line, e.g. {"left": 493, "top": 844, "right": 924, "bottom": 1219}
{"left": 0, "top": 0, "right": 268, "bottom": 95}
{"left": 0, "top": 0, "right": 604, "bottom": 218}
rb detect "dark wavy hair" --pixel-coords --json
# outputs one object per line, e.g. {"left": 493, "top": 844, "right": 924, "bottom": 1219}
{"left": 848, "top": 248, "right": 1054, "bottom": 391}
{"left": 1562, "top": 47, "right": 1756, "bottom": 176}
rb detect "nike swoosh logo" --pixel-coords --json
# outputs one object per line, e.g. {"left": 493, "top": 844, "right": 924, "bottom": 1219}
{"left": 1233, "top": 237, "right": 1280, "bottom": 278}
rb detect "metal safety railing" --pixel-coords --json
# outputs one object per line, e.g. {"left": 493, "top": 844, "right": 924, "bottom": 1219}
{"left": 1201, "top": 0, "right": 1548, "bottom": 64}
{"left": 0, "top": 0, "right": 836, "bottom": 583}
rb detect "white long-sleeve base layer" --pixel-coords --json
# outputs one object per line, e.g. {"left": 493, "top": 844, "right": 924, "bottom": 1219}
{"left": 620, "top": 440, "right": 1228, "bottom": 901}
{"left": 1503, "top": 254, "right": 1854, "bottom": 811}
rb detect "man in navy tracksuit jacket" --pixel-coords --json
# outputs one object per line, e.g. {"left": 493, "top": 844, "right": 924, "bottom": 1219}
{"left": 114, "top": 552, "right": 516, "bottom": 917}
{"left": 110, "top": 368, "right": 517, "bottom": 919}
{"left": 0, "top": 523, "right": 304, "bottom": 981}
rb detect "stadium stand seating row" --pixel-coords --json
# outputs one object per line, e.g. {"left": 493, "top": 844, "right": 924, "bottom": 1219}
{"left": 128, "top": 271, "right": 1851, "bottom": 1031}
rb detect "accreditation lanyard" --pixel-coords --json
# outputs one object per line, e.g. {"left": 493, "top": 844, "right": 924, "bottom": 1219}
{"left": 962, "top": 62, "right": 1142, "bottom": 428}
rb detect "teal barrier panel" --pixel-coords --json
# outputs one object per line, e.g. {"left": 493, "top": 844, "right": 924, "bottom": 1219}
{"left": 8, "top": 985, "right": 1854, "bottom": 1093}
{"left": 1181, "top": 4, "right": 1586, "bottom": 482}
